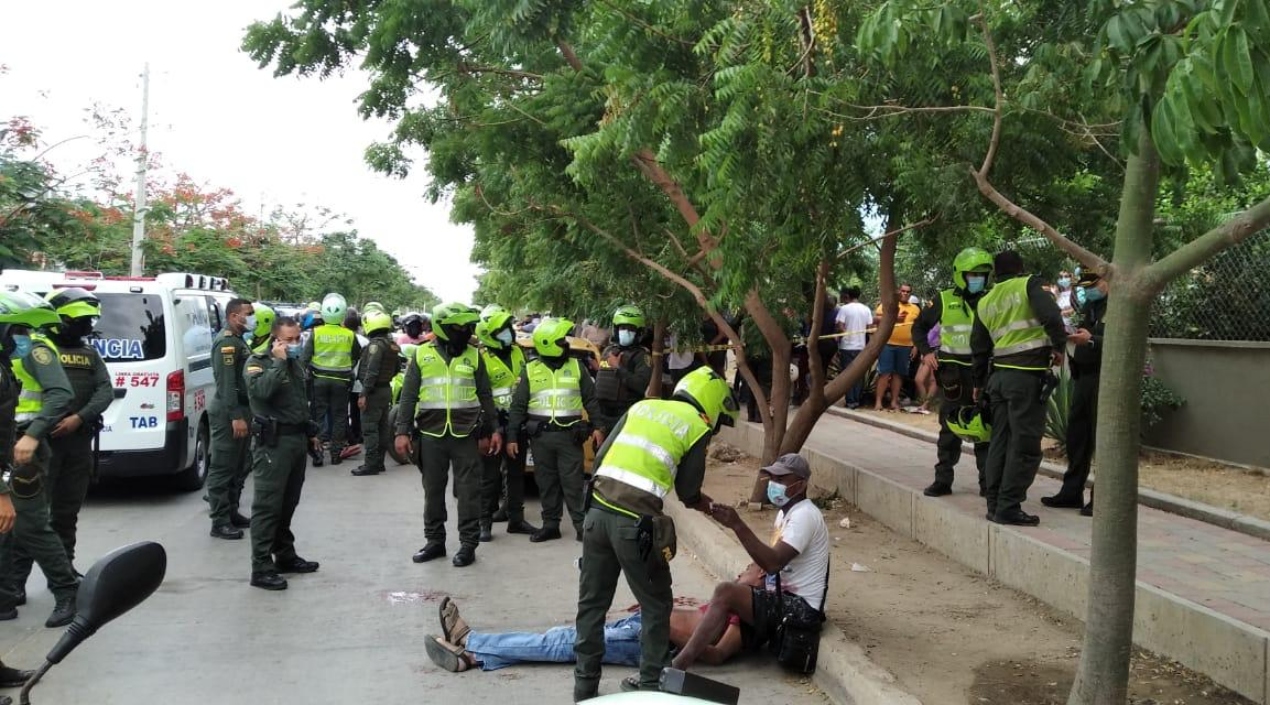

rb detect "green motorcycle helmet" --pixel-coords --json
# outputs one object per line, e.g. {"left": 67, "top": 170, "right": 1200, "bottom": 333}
{"left": 250, "top": 302, "right": 276, "bottom": 339}
{"left": 673, "top": 367, "right": 740, "bottom": 430}
{"left": 612, "top": 304, "right": 645, "bottom": 329}
{"left": 321, "top": 293, "right": 348, "bottom": 324}
{"left": 946, "top": 405, "right": 992, "bottom": 443}
{"left": 364, "top": 310, "right": 394, "bottom": 335}
{"left": 532, "top": 317, "right": 574, "bottom": 358}
{"left": 480, "top": 304, "right": 507, "bottom": 321}
{"left": 45, "top": 287, "right": 102, "bottom": 321}
{"left": 0, "top": 290, "right": 62, "bottom": 356}
{"left": 363, "top": 301, "right": 386, "bottom": 315}
{"left": 431, "top": 302, "right": 480, "bottom": 342}
{"left": 952, "top": 247, "right": 994, "bottom": 291}
{"left": 476, "top": 311, "right": 515, "bottom": 349}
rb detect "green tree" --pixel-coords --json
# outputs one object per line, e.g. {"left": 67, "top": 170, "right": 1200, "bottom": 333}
{"left": 858, "top": 1, "right": 1270, "bottom": 702}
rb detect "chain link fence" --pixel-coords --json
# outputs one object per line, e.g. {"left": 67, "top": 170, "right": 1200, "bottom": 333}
{"left": 1149, "top": 234, "right": 1270, "bottom": 342}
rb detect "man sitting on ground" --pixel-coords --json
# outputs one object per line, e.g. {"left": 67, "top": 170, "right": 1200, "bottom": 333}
{"left": 424, "top": 592, "right": 750, "bottom": 673}
{"left": 671, "top": 453, "right": 830, "bottom": 670}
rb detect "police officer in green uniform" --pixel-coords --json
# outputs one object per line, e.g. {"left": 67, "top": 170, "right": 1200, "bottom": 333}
{"left": 1043, "top": 271, "right": 1109, "bottom": 517}
{"left": 0, "top": 293, "right": 45, "bottom": 703}
{"left": 206, "top": 298, "right": 256, "bottom": 539}
{"left": 911, "top": 247, "right": 994, "bottom": 498}
{"left": 574, "top": 367, "right": 737, "bottom": 700}
{"left": 301, "top": 293, "right": 361, "bottom": 466}
{"left": 10, "top": 289, "right": 112, "bottom": 579}
{"left": 351, "top": 310, "right": 400, "bottom": 476}
{"left": 507, "top": 318, "right": 604, "bottom": 544}
{"left": 244, "top": 316, "right": 323, "bottom": 591}
{"left": 597, "top": 305, "right": 653, "bottom": 430}
{"left": 394, "top": 303, "right": 501, "bottom": 568}
{"left": 474, "top": 310, "right": 537, "bottom": 537}
{"left": 972, "top": 251, "right": 1068, "bottom": 526}
{"left": 0, "top": 291, "right": 78, "bottom": 627}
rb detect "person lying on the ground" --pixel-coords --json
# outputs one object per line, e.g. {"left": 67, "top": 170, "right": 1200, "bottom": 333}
{"left": 671, "top": 453, "right": 831, "bottom": 671}
{"left": 424, "top": 592, "right": 750, "bottom": 673}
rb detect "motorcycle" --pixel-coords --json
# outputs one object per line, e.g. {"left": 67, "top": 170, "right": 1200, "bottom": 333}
{"left": 16, "top": 541, "right": 166, "bottom": 705}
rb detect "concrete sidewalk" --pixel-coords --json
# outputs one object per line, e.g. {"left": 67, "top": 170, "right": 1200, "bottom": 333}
{"left": 718, "top": 415, "right": 1270, "bottom": 704}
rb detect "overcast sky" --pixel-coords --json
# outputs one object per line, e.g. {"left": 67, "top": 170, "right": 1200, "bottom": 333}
{"left": 1, "top": 0, "right": 480, "bottom": 303}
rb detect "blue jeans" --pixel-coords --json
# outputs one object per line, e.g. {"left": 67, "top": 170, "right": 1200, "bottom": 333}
{"left": 466, "top": 613, "right": 644, "bottom": 671}
{"left": 876, "top": 344, "right": 911, "bottom": 376}
{"left": 838, "top": 349, "right": 863, "bottom": 406}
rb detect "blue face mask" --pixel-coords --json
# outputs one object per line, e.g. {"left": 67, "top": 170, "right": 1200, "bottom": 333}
{"left": 286, "top": 343, "right": 303, "bottom": 359}
{"left": 1083, "top": 286, "right": 1106, "bottom": 303}
{"left": 965, "top": 275, "right": 987, "bottom": 294}
{"left": 10, "top": 334, "right": 33, "bottom": 360}
{"left": 1057, "top": 277, "right": 1072, "bottom": 289}
{"left": 618, "top": 329, "right": 636, "bottom": 347}
{"left": 497, "top": 329, "right": 514, "bottom": 346}
{"left": 766, "top": 480, "right": 791, "bottom": 507}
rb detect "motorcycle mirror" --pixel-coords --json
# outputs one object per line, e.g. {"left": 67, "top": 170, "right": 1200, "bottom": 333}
{"left": 46, "top": 541, "right": 167, "bottom": 664}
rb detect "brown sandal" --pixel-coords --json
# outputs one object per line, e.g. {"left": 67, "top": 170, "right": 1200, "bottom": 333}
{"left": 425, "top": 635, "right": 472, "bottom": 672}
{"left": 439, "top": 596, "right": 471, "bottom": 647}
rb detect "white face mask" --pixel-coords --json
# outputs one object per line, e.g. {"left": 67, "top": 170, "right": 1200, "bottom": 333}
{"left": 243, "top": 314, "right": 257, "bottom": 332}
{"left": 618, "top": 330, "right": 636, "bottom": 347}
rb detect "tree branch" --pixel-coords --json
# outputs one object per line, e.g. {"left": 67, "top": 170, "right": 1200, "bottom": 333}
{"left": 970, "top": 168, "right": 1109, "bottom": 273}
{"left": 836, "top": 217, "right": 935, "bottom": 260}
{"left": 456, "top": 63, "right": 543, "bottom": 82}
{"left": 1143, "top": 193, "right": 1270, "bottom": 293}
{"left": 805, "top": 258, "right": 831, "bottom": 406}
{"left": 556, "top": 41, "right": 584, "bottom": 73}
{"left": 974, "top": 1, "right": 1004, "bottom": 179}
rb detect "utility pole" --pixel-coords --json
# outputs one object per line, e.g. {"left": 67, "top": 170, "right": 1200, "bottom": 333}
{"left": 129, "top": 63, "right": 150, "bottom": 277}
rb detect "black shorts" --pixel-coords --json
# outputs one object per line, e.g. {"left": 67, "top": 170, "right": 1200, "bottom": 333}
{"left": 740, "top": 587, "right": 813, "bottom": 652}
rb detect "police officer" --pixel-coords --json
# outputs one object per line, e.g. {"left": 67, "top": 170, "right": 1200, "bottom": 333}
{"left": 574, "top": 367, "right": 736, "bottom": 700}
{"left": 0, "top": 293, "right": 42, "bottom": 703}
{"left": 394, "top": 303, "right": 501, "bottom": 568}
{"left": 473, "top": 309, "right": 537, "bottom": 537}
{"left": 0, "top": 291, "right": 78, "bottom": 627}
{"left": 244, "top": 316, "right": 322, "bottom": 591}
{"left": 206, "top": 298, "right": 256, "bottom": 540}
{"left": 302, "top": 293, "right": 361, "bottom": 466}
{"left": 597, "top": 305, "right": 653, "bottom": 429}
{"left": 1043, "top": 271, "right": 1109, "bottom": 517}
{"left": 911, "top": 247, "right": 994, "bottom": 498}
{"left": 15, "top": 289, "right": 112, "bottom": 575}
{"left": 506, "top": 318, "right": 604, "bottom": 543}
{"left": 972, "top": 250, "right": 1068, "bottom": 526}
{"left": 351, "top": 310, "right": 400, "bottom": 476}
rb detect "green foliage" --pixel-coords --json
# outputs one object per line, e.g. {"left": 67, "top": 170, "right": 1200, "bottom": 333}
{"left": 1140, "top": 367, "right": 1185, "bottom": 429}
{"left": 1044, "top": 368, "right": 1074, "bottom": 451}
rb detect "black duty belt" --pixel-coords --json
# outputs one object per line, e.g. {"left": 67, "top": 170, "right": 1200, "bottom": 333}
{"left": 534, "top": 418, "right": 582, "bottom": 432}
{"left": 277, "top": 421, "right": 309, "bottom": 435}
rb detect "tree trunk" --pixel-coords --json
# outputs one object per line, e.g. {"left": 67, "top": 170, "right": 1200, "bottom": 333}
{"left": 1067, "top": 132, "right": 1160, "bottom": 705}
{"left": 647, "top": 317, "right": 667, "bottom": 399}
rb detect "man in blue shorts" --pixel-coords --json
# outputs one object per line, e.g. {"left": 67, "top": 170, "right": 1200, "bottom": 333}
{"left": 873, "top": 285, "right": 920, "bottom": 411}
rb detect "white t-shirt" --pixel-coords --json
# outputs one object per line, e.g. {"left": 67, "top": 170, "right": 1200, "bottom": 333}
{"left": 835, "top": 302, "right": 873, "bottom": 351}
{"left": 765, "top": 499, "right": 830, "bottom": 608}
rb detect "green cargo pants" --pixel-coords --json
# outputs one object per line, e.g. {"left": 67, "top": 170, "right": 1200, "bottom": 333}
{"left": 249, "top": 433, "right": 309, "bottom": 573}
{"left": 575, "top": 506, "right": 673, "bottom": 697}
{"left": 418, "top": 434, "right": 482, "bottom": 549}
{"left": 46, "top": 429, "right": 94, "bottom": 565}
{"left": 311, "top": 376, "right": 350, "bottom": 451}
{"left": 361, "top": 386, "right": 392, "bottom": 473}
{"left": 1, "top": 442, "right": 79, "bottom": 607}
{"left": 983, "top": 368, "right": 1046, "bottom": 518}
{"left": 481, "top": 446, "right": 527, "bottom": 523}
{"left": 206, "top": 410, "right": 252, "bottom": 526}
{"left": 532, "top": 429, "right": 586, "bottom": 533}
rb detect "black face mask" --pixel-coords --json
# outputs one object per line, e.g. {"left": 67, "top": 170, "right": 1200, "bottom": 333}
{"left": 405, "top": 323, "right": 422, "bottom": 338}
{"left": 64, "top": 318, "right": 95, "bottom": 340}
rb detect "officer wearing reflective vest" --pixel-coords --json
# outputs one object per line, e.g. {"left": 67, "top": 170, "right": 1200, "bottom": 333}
{"left": 394, "top": 303, "right": 501, "bottom": 568}
{"left": 0, "top": 291, "right": 79, "bottom": 629}
{"left": 473, "top": 309, "right": 537, "bottom": 538}
{"left": 573, "top": 367, "right": 738, "bottom": 701}
{"left": 11, "top": 289, "right": 112, "bottom": 580}
{"left": 911, "top": 247, "right": 994, "bottom": 498}
{"left": 506, "top": 318, "right": 603, "bottom": 544}
{"left": 351, "top": 310, "right": 400, "bottom": 477}
{"left": 971, "top": 250, "right": 1068, "bottom": 527}
{"left": 301, "top": 293, "right": 361, "bottom": 466}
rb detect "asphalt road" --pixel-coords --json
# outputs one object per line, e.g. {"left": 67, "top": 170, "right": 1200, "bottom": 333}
{"left": 0, "top": 458, "right": 827, "bottom": 705}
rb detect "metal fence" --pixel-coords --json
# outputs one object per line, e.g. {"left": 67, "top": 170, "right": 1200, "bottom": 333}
{"left": 1149, "top": 234, "right": 1270, "bottom": 342}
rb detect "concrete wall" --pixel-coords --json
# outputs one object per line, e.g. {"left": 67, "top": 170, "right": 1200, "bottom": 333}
{"left": 1145, "top": 339, "right": 1270, "bottom": 468}
{"left": 717, "top": 422, "right": 1270, "bottom": 704}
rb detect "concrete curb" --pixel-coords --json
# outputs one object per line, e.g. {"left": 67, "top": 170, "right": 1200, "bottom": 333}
{"left": 667, "top": 499, "right": 924, "bottom": 705}
{"left": 717, "top": 422, "right": 1270, "bottom": 705}
{"left": 826, "top": 406, "right": 1270, "bottom": 542}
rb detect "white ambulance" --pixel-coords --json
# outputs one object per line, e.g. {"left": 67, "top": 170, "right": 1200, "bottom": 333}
{"left": 0, "top": 270, "right": 237, "bottom": 490}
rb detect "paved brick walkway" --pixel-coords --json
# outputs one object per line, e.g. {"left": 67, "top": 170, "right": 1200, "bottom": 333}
{"left": 793, "top": 411, "right": 1270, "bottom": 632}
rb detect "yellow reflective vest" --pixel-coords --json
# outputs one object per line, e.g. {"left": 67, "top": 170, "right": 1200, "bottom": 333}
{"left": 413, "top": 343, "right": 481, "bottom": 437}
{"left": 594, "top": 399, "right": 710, "bottom": 501}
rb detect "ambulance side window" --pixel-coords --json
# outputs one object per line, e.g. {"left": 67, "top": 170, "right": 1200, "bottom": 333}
{"left": 206, "top": 296, "right": 224, "bottom": 335}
